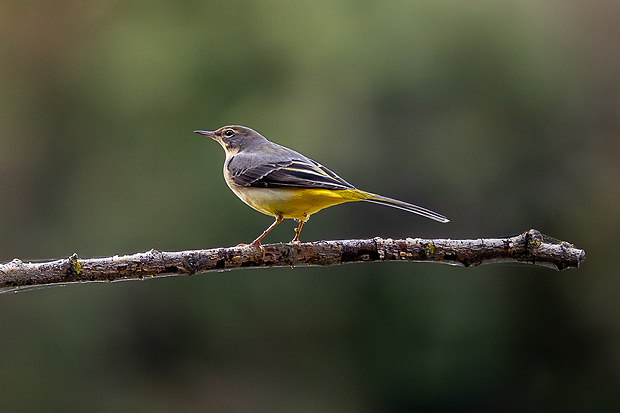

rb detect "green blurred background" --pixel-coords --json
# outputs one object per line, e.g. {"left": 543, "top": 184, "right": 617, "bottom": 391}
{"left": 1, "top": 0, "right": 618, "bottom": 411}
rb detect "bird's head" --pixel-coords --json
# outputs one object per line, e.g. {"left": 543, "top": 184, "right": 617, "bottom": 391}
{"left": 194, "top": 125, "right": 267, "bottom": 155}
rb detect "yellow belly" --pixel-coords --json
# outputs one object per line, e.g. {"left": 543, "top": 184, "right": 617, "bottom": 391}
{"left": 228, "top": 185, "right": 357, "bottom": 220}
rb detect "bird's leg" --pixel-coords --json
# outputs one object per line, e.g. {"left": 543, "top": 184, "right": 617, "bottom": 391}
{"left": 291, "top": 219, "right": 306, "bottom": 244}
{"left": 251, "top": 216, "right": 283, "bottom": 246}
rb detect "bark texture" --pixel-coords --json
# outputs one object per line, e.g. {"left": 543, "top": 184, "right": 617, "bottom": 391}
{"left": 0, "top": 229, "right": 584, "bottom": 293}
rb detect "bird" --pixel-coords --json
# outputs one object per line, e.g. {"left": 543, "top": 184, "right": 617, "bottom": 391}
{"left": 194, "top": 125, "right": 448, "bottom": 246}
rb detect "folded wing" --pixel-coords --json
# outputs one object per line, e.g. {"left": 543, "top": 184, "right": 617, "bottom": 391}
{"left": 230, "top": 159, "right": 355, "bottom": 190}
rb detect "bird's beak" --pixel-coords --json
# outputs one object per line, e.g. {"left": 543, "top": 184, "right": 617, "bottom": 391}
{"left": 194, "top": 130, "right": 217, "bottom": 139}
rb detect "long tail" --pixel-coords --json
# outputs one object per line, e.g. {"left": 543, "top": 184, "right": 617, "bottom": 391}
{"left": 351, "top": 189, "right": 449, "bottom": 223}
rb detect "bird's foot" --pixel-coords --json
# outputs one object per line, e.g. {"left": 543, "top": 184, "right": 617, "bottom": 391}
{"left": 236, "top": 242, "right": 265, "bottom": 254}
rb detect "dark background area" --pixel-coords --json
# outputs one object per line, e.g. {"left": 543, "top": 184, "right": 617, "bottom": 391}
{"left": 1, "top": 1, "right": 619, "bottom": 411}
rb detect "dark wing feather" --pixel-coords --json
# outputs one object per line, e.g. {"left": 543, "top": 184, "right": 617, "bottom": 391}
{"left": 230, "top": 159, "right": 355, "bottom": 190}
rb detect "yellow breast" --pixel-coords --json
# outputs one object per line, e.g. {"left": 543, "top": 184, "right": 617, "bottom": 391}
{"left": 228, "top": 185, "right": 356, "bottom": 221}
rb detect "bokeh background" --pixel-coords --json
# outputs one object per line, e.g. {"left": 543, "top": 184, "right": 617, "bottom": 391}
{"left": 1, "top": 1, "right": 619, "bottom": 411}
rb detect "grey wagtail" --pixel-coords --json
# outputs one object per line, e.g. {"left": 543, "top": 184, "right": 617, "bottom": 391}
{"left": 195, "top": 125, "right": 449, "bottom": 246}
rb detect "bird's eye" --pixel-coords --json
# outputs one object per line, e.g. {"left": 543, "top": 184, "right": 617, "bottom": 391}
{"left": 224, "top": 129, "right": 235, "bottom": 137}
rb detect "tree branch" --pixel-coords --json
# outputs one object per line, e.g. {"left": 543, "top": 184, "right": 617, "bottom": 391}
{"left": 0, "top": 229, "right": 584, "bottom": 293}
